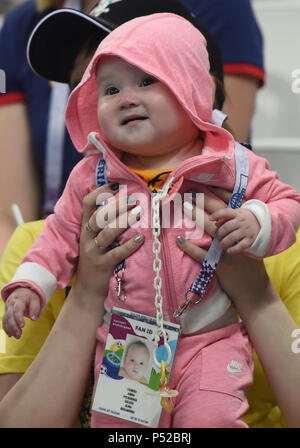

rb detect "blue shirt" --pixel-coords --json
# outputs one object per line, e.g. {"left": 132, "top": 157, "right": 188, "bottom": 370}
{"left": 182, "top": 0, "right": 264, "bottom": 84}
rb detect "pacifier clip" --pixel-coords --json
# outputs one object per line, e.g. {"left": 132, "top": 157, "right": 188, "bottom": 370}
{"left": 151, "top": 178, "right": 178, "bottom": 413}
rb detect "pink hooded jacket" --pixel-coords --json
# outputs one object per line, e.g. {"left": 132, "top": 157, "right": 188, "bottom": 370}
{"left": 2, "top": 13, "right": 300, "bottom": 333}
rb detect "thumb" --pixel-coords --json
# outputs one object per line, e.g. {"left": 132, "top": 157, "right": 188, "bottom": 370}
{"left": 28, "top": 293, "right": 42, "bottom": 320}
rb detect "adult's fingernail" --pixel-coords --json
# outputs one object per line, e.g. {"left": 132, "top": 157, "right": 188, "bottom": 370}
{"left": 127, "top": 194, "right": 136, "bottom": 205}
{"left": 130, "top": 205, "right": 142, "bottom": 216}
{"left": 177, "top": 236, "right": 185, "bottom": 244}
{"left": 110, "top": 183, "right": 120, "bottom": 191}
{"left": 134, "top": 235, "right": 144, "bottom": 243}
{"left": 96, "top": 192, "right": 111, "bottom": 206}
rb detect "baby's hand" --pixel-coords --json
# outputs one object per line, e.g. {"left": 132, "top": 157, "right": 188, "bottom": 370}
{"left": 2, "top": 288, "right": 41, "bottom": 339}
{"left": 210, "top": 207, "right": 260, "bottom": 255}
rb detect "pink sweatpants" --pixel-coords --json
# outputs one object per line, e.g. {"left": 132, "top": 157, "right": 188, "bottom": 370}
{"left": 92, "top": 323, "right": 253, "bottom": 428}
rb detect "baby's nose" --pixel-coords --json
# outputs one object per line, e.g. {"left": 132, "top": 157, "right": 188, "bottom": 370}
{"left": 119, "top": 88, "right": 140, "bottom": 109}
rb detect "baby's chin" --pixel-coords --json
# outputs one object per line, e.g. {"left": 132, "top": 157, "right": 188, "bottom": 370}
{"left": 130, "top": 371, "right": 145, "bottom": 380}
{"left": 120, "top": 147, "right": 161, "bottom": 158}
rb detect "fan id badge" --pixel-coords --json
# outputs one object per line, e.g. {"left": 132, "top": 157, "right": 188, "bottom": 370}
{"left": 92, "top": 307, "right": 180, "bottom": 427}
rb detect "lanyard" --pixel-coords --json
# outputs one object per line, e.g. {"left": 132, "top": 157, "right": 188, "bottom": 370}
{"left": 95, "top": 156, "right": 126, "bottom": 299}
{"left": 42, "top": 0, "right": 81, "bottom": 215}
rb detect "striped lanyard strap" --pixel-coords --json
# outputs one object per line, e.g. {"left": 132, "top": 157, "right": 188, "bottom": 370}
{"left": 95, "top": 156, "right": 126, "bottom": 300}
{"left": 174, "top": 142, "right": 249, "bottom": 317}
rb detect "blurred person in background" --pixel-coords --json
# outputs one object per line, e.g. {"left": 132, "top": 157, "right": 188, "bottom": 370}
{"left": 0, "top": 0, "right": 95, "bottom": 258}
{"left": 0, "top": 0, "right": 26, "bottom": 15}
{"left": 181, "top": 0, "right": 265, "bottom": 143}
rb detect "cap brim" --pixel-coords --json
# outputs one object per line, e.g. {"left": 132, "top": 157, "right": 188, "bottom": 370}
{"left": 27, "top": 9, "right": 112, "bottom": 83}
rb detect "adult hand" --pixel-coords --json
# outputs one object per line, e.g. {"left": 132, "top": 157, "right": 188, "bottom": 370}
{"left": 177, "top": 187, "right": 269, "bottom": 310}
{"left": 75, "top": 183, "right": 144, "bottom": 301}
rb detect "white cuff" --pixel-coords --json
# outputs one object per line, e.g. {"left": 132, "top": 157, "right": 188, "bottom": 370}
{"left": 10, "top": 262, "right": 57, "bottom": 304}
{"left": 242, "top": 199, "right": 271, "bottom": 257}
{"left": 211, "top": 109, "right": 228, "bottom": 127}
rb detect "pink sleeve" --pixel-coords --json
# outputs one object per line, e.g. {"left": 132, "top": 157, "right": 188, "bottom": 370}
{"left": 1, "top": 156, "right": 98, "bottom": 308}
{"left": 245, "top": 150, "right": 300, "bottom": 257}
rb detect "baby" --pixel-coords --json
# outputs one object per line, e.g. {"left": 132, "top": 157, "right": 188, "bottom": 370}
{"left": 2, "top": 14, "right": 300, "bottom": 427}
{"left": 119, "top": 341, "right": 150, "bottom": 383}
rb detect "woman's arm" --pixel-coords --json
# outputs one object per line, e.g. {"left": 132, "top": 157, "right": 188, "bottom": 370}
{"left": 0, "top": 374, "right": 22, "bottom": 403}
{"left": 214, "top": 254, "right": 300, "bottom": 428}
{"left": 0, "top": 104, "right": 40, "bottom": 256}
{"left": 0, "top": 185, "right": 144, "bottom": 427}
{"left": 223, "top": 74, "right": 259, "bottom": 142}
{"left": 0, "top": 280, "right": 105, "bottom": 428}
{"left": 177, "top": 189, "right": 300, "bottom": 427}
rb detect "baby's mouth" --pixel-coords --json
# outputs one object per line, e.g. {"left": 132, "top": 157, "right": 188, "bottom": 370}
{"left": 121, "top": 115, "right": 148, "bottom": 125}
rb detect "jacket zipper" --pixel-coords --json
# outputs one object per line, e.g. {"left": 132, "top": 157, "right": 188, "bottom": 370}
{"left": 160, "top": 224, "right": 178, "bottom": 323}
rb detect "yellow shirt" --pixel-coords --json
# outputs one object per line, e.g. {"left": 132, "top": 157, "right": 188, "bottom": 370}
{"left": 130, "top": 167, "right": 173, "bottom": 191}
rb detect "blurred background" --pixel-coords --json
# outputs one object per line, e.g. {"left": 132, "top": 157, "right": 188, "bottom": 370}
{"left": 250, "top": 0, "right": 300, "bottom": 193}
{"left": 0, "top": 0, "right": 25, "bottom": 14}
{"left": 0, "top": 0, "right": 25, "bottom": 26}
{"left": 1, "top": 0, "right": 300, "bottom": 191}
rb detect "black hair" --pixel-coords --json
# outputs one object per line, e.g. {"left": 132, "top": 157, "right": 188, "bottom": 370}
{"left": 67, "top": 29, "right": 103, "bottom": 83}
{"left": 78, "top": 31, "right": 103, "bottom": 60}
{"left": 212, "top": 75, "right": 226, "bottom": 111}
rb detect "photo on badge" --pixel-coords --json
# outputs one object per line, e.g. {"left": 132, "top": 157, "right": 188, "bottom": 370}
{"left": 119, "top": 335, "right": 153, "bottom": 384}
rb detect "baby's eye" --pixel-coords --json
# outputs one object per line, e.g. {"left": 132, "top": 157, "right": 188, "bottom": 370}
{"left": 105, "top": 86, "right": 119, "bottom": 95}
{"left": 139, "top": 362, "right": 144, "bottom": 366}
{"left": 140, "top": 77, "right": 157, "bottom": 87}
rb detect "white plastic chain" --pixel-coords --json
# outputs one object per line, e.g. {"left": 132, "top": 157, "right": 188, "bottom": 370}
{"left": 151, "top": 177, "right": 174, "bottom": 369}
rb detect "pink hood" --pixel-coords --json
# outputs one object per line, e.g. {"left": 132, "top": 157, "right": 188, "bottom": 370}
{"left": 66, "top": 13, "right": 234, "bottom": 156}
